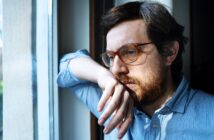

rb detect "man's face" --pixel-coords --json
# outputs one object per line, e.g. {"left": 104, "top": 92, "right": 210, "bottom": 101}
{"left": 106, "top": 19, "right": 167, "bottom": 106}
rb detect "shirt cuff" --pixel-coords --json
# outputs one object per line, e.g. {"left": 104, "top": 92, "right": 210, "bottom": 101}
{"left": 57, "top": 49, "right": 90, "bottom": 88}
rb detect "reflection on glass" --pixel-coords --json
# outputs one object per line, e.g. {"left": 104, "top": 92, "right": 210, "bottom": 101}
{"left": 48, "top": 0, "right": 55, "bottom": 138}
{"left": 0, "top": 0, "right": 3, "bottom": 139}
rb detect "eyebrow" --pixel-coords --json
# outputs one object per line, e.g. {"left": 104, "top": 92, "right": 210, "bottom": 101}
{"left": 106, "top": 41, "right": 153, "bottom": 53}
{"left": 106, "top": 42, "right": 137, "bottom": 52}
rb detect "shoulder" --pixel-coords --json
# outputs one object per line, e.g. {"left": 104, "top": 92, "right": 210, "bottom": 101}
{"left": 186, "top": 89, "right": 214, "bottom": 129}
{"left": 188, "top": 88, "right": 214, "bottom": 114}
{"left": 191, "top": 89, "right": 214, "bottom": 103}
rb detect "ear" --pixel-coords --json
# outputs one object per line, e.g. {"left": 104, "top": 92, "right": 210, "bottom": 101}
{"left": 163, "top": 41, "right": 179, "bottom": 66}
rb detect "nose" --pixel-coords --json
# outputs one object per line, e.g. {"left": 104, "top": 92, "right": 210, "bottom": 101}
{"left": 111, "top": 55, "right": 129, "bottom": 76}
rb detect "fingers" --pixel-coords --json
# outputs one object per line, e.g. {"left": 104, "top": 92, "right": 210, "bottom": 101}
{"left": 98, "top": 86, "right": 113, "bottom": 112}
{"left": 97, "top": 80, "right": 117, "bottom": 112}
{"left": 98, "top": 84, "right": 124, "bottom": 125}
{"left": 117, "top": 99, "right": 134, "bottom": 139}
{"left": 97, "top": 82, "right": 134, "bottom": 139}
{"left": 102, "top": 90, "right": 130, "bottom": 134}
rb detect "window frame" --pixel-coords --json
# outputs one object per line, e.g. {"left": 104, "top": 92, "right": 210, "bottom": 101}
{"left": 36, "top": 0, "right": 59, "bottom": 139}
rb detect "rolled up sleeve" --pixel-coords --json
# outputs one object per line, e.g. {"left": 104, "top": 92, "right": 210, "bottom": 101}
{"left": 57, "top": 49, "right": 103, "bottom": 118}
{"left": 57, "top": 49, "right": 90, "bottom": 88}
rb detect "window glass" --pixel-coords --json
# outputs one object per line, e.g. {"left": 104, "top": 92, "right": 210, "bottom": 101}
{"left": 0, "top": 0, "right": 3, "bottom": 139}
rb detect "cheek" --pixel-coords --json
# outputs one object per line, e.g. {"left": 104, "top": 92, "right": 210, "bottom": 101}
{"left": 128, "top": 51, "right": 165, "bottom": 82}
{"left": 129, "top": 65, "right": 152, "bottom": 84}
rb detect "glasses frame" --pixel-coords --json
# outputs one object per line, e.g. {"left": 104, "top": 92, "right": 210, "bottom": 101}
{"left": 101, "top": 42, "right": 153, "bottom": 67}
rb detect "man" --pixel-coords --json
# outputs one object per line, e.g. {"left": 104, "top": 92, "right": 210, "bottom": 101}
{"left": 57, "top": 1, "right": 214, "bottom": 140}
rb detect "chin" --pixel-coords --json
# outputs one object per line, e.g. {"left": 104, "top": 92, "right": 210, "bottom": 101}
{"left": 134, "top": 80, "right": 164, "bottom": 106}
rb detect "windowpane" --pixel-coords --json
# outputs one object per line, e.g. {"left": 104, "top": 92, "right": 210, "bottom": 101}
{"left": 0, "top": 0, "right": 3, "bottom": 139}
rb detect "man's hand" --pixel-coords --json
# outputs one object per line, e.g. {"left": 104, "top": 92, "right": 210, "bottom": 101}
{"left": 97, "top": 70, "right": 134, "bottom": 139}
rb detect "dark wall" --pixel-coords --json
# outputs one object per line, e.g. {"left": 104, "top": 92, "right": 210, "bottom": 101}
{"left": 190, "top": 1, "right": 214, "bottom": 93}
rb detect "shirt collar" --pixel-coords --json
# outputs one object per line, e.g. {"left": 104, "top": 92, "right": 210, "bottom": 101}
{"left": 165, "top": 76, "right": 192, "bottom": 114}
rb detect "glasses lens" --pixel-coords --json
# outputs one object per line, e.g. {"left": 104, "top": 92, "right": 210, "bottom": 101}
{"left": 101, "top": 52, "right": 112, "bottom": 67}
{"left": 119, "top": 44, "right": 138, "bottom": 64}
{"left": 101, "top": 43, "right": 150, "bottom": 67}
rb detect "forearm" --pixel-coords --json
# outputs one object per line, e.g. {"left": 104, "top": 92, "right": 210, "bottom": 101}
{"left": 68, "top": 56, "right": 108, "bottom": 83}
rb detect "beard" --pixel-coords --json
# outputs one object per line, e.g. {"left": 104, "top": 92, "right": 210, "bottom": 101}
{"left": 116, "top": 63, "right": 167, "bottom": 107}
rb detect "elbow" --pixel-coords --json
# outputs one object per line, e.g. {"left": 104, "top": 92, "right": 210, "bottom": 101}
{"left": 57, "top": 72, "right": 67, "bottom": 88}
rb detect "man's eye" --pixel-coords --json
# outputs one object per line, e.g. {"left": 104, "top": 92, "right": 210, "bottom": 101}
{"left": 126, "top": 50, "right": 137, "bottom": 56}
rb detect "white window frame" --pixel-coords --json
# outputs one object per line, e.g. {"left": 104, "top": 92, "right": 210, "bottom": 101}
{"left": 36, "top": 0, "right": 59, "bottom": 139}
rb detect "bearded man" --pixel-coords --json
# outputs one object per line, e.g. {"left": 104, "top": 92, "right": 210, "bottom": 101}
{"left": 57, "top": 1, "right": 214, "bottom": 140}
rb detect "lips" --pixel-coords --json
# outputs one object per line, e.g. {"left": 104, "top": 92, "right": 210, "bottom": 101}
{"left": 121, "top": 80, "right": 134, "bottom": 84}
{"left": 121, "top": 80, "right": 136, "bottom": 89}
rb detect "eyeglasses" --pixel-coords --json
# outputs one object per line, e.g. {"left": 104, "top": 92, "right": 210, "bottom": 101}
{"left": 101, "top": 42, "right": 153, "bottom": 67}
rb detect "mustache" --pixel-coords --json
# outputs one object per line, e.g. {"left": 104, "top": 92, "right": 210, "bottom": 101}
{"left": 115, "top": 75, "right": 138, "bottom": 85}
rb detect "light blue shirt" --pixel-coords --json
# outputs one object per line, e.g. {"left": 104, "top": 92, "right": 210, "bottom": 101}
{"left": 57, "top": 49, "right": 214, "bottom": 140}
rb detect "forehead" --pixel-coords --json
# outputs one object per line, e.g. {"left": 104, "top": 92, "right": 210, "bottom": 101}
{"left": 106, "top": 19, "right": 149, "bottom": 51}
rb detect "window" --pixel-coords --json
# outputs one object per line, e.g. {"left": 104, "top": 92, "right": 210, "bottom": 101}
{"left": 2, "top": 0, "right": 59, "bottom": 139}
{"left": 36, "top": 0, "right": 59, "bottom": 139}
{"left": 0, "top": 0, "right": 3, "bottom": 139}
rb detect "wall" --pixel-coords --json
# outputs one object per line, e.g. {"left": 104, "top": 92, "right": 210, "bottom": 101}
{"left": 58, "top": 0, "right": 90, "bottom": 139}
{"left": 173, "top": 0, "right": 190, "bottom": 80}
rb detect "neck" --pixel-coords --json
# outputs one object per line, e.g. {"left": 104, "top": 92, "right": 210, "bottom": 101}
{"left": 141, "top": 74, "right": 175, "bottom": 117}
